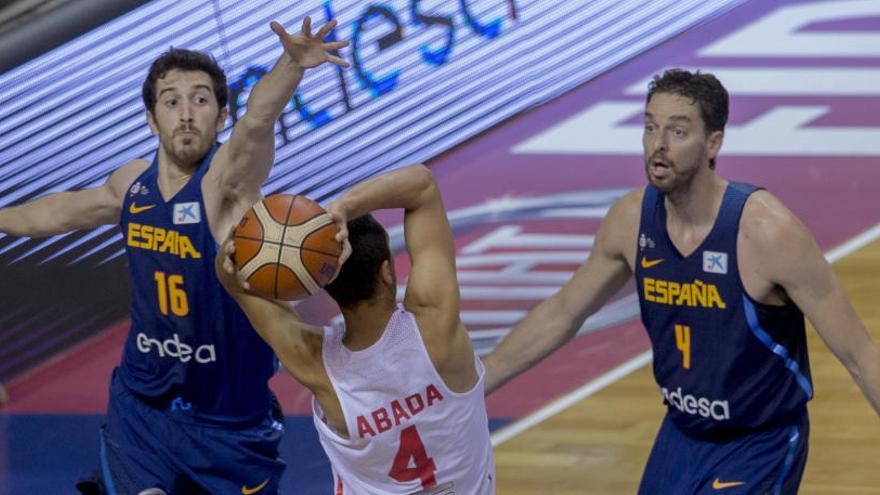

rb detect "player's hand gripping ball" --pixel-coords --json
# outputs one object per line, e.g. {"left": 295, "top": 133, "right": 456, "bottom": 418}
{"left": 233, "top": 194, "right": 341, "bottom": 300}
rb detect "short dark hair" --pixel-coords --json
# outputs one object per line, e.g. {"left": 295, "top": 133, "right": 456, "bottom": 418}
{"left": 647, "top": 69, "right": 728, "bottom": 169}
{"left": 325, "top": 215, "right": 392, "bottom": 308}
{"left": 142, "top": 48, "right": 228, "bottom": 115}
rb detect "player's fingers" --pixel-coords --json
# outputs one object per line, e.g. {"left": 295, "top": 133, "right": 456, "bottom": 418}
{"left": 271, "top": 21, "right": 303, "bottom": 56}
{"left": 327, "top": 239, "right": 350, "bottom": 284}
{"left": 323, "top": 40, "right": 349, "bottom": 51}
{"left": 315, "top": 19, "right": 338, "bottom": 40}
{"left": 327, "top": 56, "right": 350, "bottom": 68}
{"left": 270, "top": 21, "right": 286, "bottom": 38}
{"left": 302, "top": 16, "right": 312, "bottom": 38}
{"left": 335, "top": 223, "right": 349, "bottom": 243}
{"left": 339, "top": 239, "right": 352, "bottom": 266}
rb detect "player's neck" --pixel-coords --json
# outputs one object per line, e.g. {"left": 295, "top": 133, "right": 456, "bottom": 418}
{"left": 156, "top": 150, "right": 201, "bottom": 201}
{"left": 664, "top": 169, "right": 726, "bottom": 228}
{"left": 340, "top": 297, "right": 397, "bottom": 352}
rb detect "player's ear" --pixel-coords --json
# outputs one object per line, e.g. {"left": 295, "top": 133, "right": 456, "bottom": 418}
{"left": 380, "top": 259, "right": 395, "bottom": 287}
{"left": 146, "top": 111, "right": 159, "bottom": 136}
{"left": 707, "top": 129, "right": 723, "bottom": 162}
{"left": 215, "top": 106, "right": 228, "bottom": 133}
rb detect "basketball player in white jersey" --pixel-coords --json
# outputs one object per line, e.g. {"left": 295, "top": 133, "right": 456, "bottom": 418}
{"left": 216, "top": 164, "right": 495, "bottom": 494}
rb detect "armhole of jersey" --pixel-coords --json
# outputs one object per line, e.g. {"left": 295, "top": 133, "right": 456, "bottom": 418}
{"left": 314, "top": 324, "right": 361, "bottom": 445}
{"left": 730, "top": 184, "right": 791, "bottom": 312}
{"left": 408, "top": 309, "right": 486, "bottom": 399}
{"left": 635, "top": 185, "right": 659, "bottom": 277}
{"left": 119, "top": 161, "right": 154, "bottom": 227}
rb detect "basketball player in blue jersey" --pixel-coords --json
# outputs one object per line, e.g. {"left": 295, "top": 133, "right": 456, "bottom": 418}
{"left": 483, "top": 69, "right": 880, "bottom": 494}
{"left": 0, "top": 17, "right": 349, "bottom": 495}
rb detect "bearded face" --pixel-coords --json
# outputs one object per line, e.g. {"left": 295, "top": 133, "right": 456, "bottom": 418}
{"left": 642, "top": 92, "right": 720, "bottom": 194}
{"left": 147, "top": 69, "right": 227, "bottom": 169}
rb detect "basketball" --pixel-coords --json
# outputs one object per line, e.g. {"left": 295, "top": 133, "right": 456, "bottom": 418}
{"left": 233, "top": 194, "right": 341, "bottom": 301}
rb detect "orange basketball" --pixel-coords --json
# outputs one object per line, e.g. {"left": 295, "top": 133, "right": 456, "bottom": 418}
{"left": 233, "top": 194, "right": 341, "bottom": 301}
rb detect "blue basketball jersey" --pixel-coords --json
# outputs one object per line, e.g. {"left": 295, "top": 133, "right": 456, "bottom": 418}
{"left": 117, "top": 146, "right": 276, "bottom": 424}
{"left": 635, "top": 183, "right": 812, "bottom": 438}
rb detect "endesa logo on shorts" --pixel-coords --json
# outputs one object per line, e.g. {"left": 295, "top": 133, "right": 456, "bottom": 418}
{"left": 660, "top": 386, "right": 730, "bottom": 421}
{"left": 136, "top": 332, "right": 216, "bottom": 364}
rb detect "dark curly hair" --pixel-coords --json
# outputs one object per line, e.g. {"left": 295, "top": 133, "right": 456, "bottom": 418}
{"left": 325, "top": 214, "right": 392, "bottom": 308}
{"left": 142, "top": 48, "right": 228, "bottom": 115}
{"left": 647, "top": 69, "right": 728, "bottom": 169}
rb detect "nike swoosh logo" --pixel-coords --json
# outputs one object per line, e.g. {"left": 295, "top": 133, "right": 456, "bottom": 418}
{"left": 242, "top": 479, "right": 269, "bottom": 494}
{"left": 640, "top": 256, "right": 663, "bottom": 268}
{"left": 712, "top": 479, "right": 745, "bottom": 490}
{"left": 129, "top": 203, "right": 156, "bottom": 214}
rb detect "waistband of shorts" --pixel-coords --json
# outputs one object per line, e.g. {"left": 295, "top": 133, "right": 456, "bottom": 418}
{"left": 674, "top": 406, "right": 808, "bottom": 443}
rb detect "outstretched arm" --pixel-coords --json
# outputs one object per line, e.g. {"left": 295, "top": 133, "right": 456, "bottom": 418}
{"left": 0, "top": 159, "right": 147, "bottom": 237}
{"left": 745, "top": 192, "right": 880, "bottom": 415}
{"left": 211, "top": 17, "right": 350, "bottom": 207}
{"left": 481, "top": 191, "right": 640, "bottom": 395}
{"left": 214, "top": 236, "right": 323, "bottom": 376}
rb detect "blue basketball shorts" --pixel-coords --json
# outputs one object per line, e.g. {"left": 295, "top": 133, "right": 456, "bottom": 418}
{"left": 638, "top": 410, "right": 809, "bottom": 495}
{"left": 95, "top": 370, "right": 285, "bottom": 495}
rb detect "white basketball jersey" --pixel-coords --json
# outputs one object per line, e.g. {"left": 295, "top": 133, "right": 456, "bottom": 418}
{"left": 313, "top": 306, "right": 495, "bottom": 495}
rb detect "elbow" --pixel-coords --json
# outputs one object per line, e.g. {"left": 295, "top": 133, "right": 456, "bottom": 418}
{"left": 409, "top": 164, "right": 434, "bottom": 189}
{"left": 409, "top": 164, "right": 438, "bottom": 202}
{"left": 849, "top": 343, "right": 880, "bottom": 382}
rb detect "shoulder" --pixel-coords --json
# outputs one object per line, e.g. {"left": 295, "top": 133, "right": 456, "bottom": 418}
{"left": 596, "top": 187, "right": 644, "bottom": 248}
{"left": 740, "top": 189, "right": 813, "bottom": 254}
{"left": 106, "top": 159, "right": 151, "bottom": 197}
{"left": 109, "top": 159, "right": 150, "bottom": 184}
{"left": 611, "top": 187, "right": 645, "bottom": 219}
{"left": 115, "top": 158, "right": 151, "bottom": 176}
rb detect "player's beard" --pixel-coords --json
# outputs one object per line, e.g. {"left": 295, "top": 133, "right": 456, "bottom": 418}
{"left": 162, "top": 126, "right": 215, "bottom": 170}
{"left": 645, "top": 152, "right": 701, "bottom": 195}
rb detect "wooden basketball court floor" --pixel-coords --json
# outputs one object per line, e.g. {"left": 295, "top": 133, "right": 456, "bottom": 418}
{"left": 491, "top": 234, "right": 880, "bottom": 494}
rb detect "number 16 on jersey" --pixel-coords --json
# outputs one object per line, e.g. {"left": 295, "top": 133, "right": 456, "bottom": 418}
{"left": 154, "top": 271, "right": 189, "bottom": 317}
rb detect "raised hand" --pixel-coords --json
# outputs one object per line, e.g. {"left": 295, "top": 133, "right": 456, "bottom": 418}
{"left": 270, "top": 17, "right": 350, "bottom": 69}
{"left": 215, "top": 227, "right": 252, "bottom": 295}
{"left": 325, "top": 200, "right": 352, "bottom": 282}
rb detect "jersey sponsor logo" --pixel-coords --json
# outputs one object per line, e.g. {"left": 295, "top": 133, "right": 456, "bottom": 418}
{"left": 712, "top": 478, "right": 745, "bottom": 490}
{"left": 127, "top": 222, "right": 202, "bottom": 259}
{"left": 129, "top": 202, "right": 156, "bottom": 214}
{"left": 661, "top": 386, "right": 730, "bottom": 421}
{"left": 356, "top": 384, "right": 444, "bottom": 439}
{"left": 241, "top": 479, "right": 269, "bottom": 494}
{"left": 173, "top": 202, "right": 201, "bottom": 225}
{"left": 638, "top": 233, "right": 656, "bottom": 250}
{"left": 640, "top": 256, "right": 663, "bottom": 268}
{"left": 135, "top": 332, "right": 217, "bottom": 364}
{"left": 703, "top": 250, "right": 728, "bottom": 275}
{"left": 643, "top": 277, "right": 726, "bottom": 309}
{"left": 129, "top": 181, "right": 150, "bottom": 196}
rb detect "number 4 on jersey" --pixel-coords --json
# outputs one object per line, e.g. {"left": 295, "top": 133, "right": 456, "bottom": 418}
{"left": 389, "top": 425, "right": 437, "bottom": 488}
{"left": 675, "top": 324, "right": 691, "bottom": 369}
